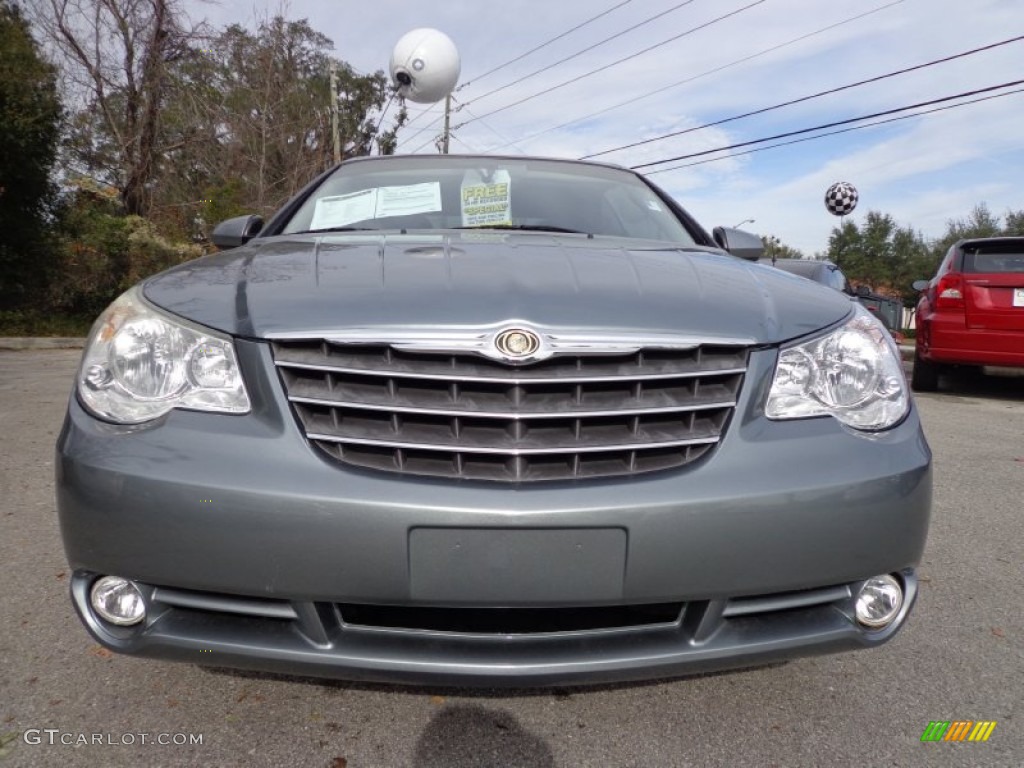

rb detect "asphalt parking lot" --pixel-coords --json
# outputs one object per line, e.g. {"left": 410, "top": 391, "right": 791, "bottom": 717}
{"left": 1, "top": 349, "right": 1021, "bottom": 768}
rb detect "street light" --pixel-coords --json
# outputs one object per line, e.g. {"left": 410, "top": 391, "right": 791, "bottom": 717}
{"left": 733, "top": 218, "right": 755, "bottom": 229}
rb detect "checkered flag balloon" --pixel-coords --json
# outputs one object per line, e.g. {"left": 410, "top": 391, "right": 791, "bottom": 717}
{"left": 824, "top": 182, "right": 858, "bottom": 216}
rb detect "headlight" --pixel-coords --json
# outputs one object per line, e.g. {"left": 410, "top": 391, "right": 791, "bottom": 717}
{"left": 77, "top": 286, "right": 250, "bottom": 424}
{"left": 766, "top": 304, "right": 908, "bottom": 430}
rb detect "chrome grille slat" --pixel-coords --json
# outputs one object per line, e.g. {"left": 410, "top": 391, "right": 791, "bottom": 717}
{"left": 272, "top": 339, "right": 748, "bottom": 482}
{"left": 287, "top": 395, "right": 737, "bottom": 419}
{"left": 307, "top": 433, "right": 720, "bottom": 455}
{"left": 275, "top": 359, "right": 748, "bottom": 384}
{"left": 274, "top": 343, "right": 748, "bottom": 383}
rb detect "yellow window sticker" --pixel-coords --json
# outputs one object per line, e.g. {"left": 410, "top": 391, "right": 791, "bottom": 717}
{"left": 461, "top": 170, "right": 512, "bottom": 227}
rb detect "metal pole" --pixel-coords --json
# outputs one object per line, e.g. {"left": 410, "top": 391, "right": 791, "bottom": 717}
{"left": 836, "top": 215, "right": 845, "bottom": 269}
{"left": 330, "top": 61, "right": 340, "bottom": 165}
{"left": 442, "top": 94, "right": 451, "bottom": 155}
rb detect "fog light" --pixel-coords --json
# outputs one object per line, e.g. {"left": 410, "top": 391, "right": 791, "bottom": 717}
{"left": 855, "top": 575, "right": 903, "bottom": 628}
{"left": 90, "top": 576, "right": 146, "bottom": 626}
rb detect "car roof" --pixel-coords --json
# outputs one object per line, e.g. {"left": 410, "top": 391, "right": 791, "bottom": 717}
{"left": 338, "top": 153, "right": 630, "bottom": 174}
{"left": 957, "top": 236, "right": 1024, "bottom": 249}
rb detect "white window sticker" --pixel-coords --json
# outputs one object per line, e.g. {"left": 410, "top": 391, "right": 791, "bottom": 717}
{"left": 310, "top": 189, "right": 377, "bottom": 230}
{"left": 309, "top": 183, "right": 443, "bottom": 230}
{"left": 376, "top": 182, "right": 443, "bottom": 218}
{"left": 461, "top": 170, "right": 512, "bottom": 227}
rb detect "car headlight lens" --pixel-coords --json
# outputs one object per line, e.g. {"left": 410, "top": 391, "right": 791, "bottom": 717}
{"left": 78, "top": 286, "right": 250, "bottom": 424}
{"left": 767, "top": 304, "right": 908, "bottom": 430}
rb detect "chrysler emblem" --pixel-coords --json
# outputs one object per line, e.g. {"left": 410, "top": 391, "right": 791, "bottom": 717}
{"left": 494, "top": 328, "right": 541, "bottom": 359}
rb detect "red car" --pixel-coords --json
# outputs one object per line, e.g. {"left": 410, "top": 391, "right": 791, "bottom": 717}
{"left": 911, "top": 236, "right": 1024, "bottom": 391}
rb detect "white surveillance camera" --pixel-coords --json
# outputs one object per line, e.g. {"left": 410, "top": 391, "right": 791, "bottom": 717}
{"left": 389, "top": 28, "right": 460, "bottom": 104}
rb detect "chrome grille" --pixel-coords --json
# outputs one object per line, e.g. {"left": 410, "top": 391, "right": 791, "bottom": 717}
{"left": 272, "top": 339, "right": 748, "bottom": 481}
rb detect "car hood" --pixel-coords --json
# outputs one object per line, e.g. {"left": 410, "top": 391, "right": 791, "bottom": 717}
{"left": 143, "top": 232, "right": 853, "bottom": 344}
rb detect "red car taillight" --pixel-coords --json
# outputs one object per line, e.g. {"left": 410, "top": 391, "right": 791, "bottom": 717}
{"left": 933, "top": 273, "right": 964, "bottom": 310}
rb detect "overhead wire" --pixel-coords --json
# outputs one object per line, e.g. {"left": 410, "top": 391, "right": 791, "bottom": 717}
{"left": 402, "top": 96, "right": 512, "bottom": 154}
{"left": 398, "top": 109, "right": 446, "bottom": 143}
{"left": 460, "top": 0, "right": 635, "bottom": 89}
{"left": 629, "top": 79, "right": 1024, "bottom": 170}
{"left": 402, "top": 0, "right": 634, "bottom": 131}
{"left": 456, "top": 0, "right": 767, "bottom": 128}
{"left": 645, "top": 86, "right": 1024, "bottom": 174}
{"left": 459, "top": 0, "right": 697, "bottom": 105}
{"left": 581, "top": 34, "right": 1024, "bottom": 160}
{"left": 408, "top": 124, "right": 446, "bottom": 154}
{"left": 448, "top": 132, "right": 482, "bottom": 153}
{"left": 456, "top": 103, "right": 529, "bottom": 155}
{"left": 479, "top": 0, "right": 905, "bottom": 152}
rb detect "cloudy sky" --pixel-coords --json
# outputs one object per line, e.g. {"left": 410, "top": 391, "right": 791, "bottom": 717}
{"left": 191, "top": 0, "right": 1023, "bottom": 254}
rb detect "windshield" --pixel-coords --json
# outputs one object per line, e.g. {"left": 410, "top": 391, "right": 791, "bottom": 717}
{"left": 280, "top": 156, "right": 699, "bottom": 245}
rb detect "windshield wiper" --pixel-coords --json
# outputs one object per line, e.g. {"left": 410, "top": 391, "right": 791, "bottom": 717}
{"left": 300, "top": 226, "right": 378, "bottom": 234}
{"left": 456, "top": 224, "right": 589, "bottom": 235}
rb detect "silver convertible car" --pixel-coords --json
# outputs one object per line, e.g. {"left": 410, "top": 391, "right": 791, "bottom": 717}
{"left": 56, "top": 155, "right": 930, "bottom": 687}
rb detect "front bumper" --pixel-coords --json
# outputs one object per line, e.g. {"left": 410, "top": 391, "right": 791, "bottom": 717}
{"left": 56, "top": 341, "right": 932, "bottom": 686}
{"left": 68, "top": 570, "right": 918, "bottom": 688}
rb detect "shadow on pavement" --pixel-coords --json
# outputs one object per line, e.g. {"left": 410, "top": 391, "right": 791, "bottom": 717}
{"left": 412, "top": 704, "right": 555, "bottom": 768}
{"left": 927, "top": 368, "right": 1024, "bottom": 401}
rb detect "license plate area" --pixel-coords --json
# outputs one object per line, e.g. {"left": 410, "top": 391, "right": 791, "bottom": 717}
{"left": 1014, "top": 288, "right": 1024, "bottom": 307}
{"left": 409, "top": 528, "right": 627, "bottom": 603}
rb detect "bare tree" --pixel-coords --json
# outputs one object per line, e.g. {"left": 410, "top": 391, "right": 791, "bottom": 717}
{"left": 32, "top": 0, "right": 202, "bottom": 215}
{"left": 32, "top": 2, "right": 404, "bottom": 234}
{"left": 152, "top": 16, "right": 405, "bottom": 231}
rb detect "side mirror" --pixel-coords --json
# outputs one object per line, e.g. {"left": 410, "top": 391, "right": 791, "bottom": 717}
{"left": 211, "top": 215, "right": 264, "bottom": 250}
{"left": 911, "top": 279, "right": 929, "bottom": 292}
{"left": 712, "top": 226, "right": 764, "bottom": 261}
{"left": 855, "top": 284, "right": 872, "bottom": 298}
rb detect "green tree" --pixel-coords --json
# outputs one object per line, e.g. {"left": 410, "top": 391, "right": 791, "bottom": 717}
{"left": 48, "top": 182, "right": 202, "bottom": 317}
{"left": 827, "top": 218, "right": 861, "bottom": 271}
{"left": 929, "top": 203, "right": 1003, "bottom": 262}
{"left": 0, "top": 0, "right": 62, "bottom": 308}
{"left": 762, "top": 235, "right": 804, "bottom": 260}
{"left": 1003, "top": 208, "right": 1024, "bottom": 235}
{"left": 826, "top": 211, "right": 933, "bottom": 307}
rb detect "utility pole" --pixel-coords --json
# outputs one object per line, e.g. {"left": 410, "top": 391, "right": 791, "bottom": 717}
{"left": 835, "top": 217, "right": 846, "bottom": 270}
{"left": 330, "top": 60, "right": 340, "bottom": 165}
{"left": 441, "top": 94, "right": 451, "bottom": 154}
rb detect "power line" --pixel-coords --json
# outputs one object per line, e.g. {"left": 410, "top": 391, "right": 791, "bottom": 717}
{"left": 402, "top": 97, "right": 516, "bottom": 155}
{"left": 408, "top": 123, "right": 446, "bottom": 154}
{"left": 457, "top": 103, "right": 529, "bottom": 155}
{"left": 403, "top": 0, "right": 635, "bottom": 131}
{"left": 399, "top": 107, "right": 446, "bottom": 140}
{"left": 460, "top": 0, "right": 696, "bottom": 105}
{"left": 403, "top": 104, "right": 443, "bottom": 119}
{"left": 583, "top": 33, "right": 1024, "bottom": 160}
{"left": 479, "top": 0, "right": 905, "bottom": 153}
{"left": 449, "top": 132, "right": 482, "bottom": 153}
{"left": 630, "top": 79, "right": 1024, "bottom": 170}
{"left": 460, "top": 0, "right": 635, "bottom": 89}
{"left": 645, "top": 86, "right": 1024, "bottom": 174}
{"left": 456, "top": 0, "right": 767, "bottom": 128}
